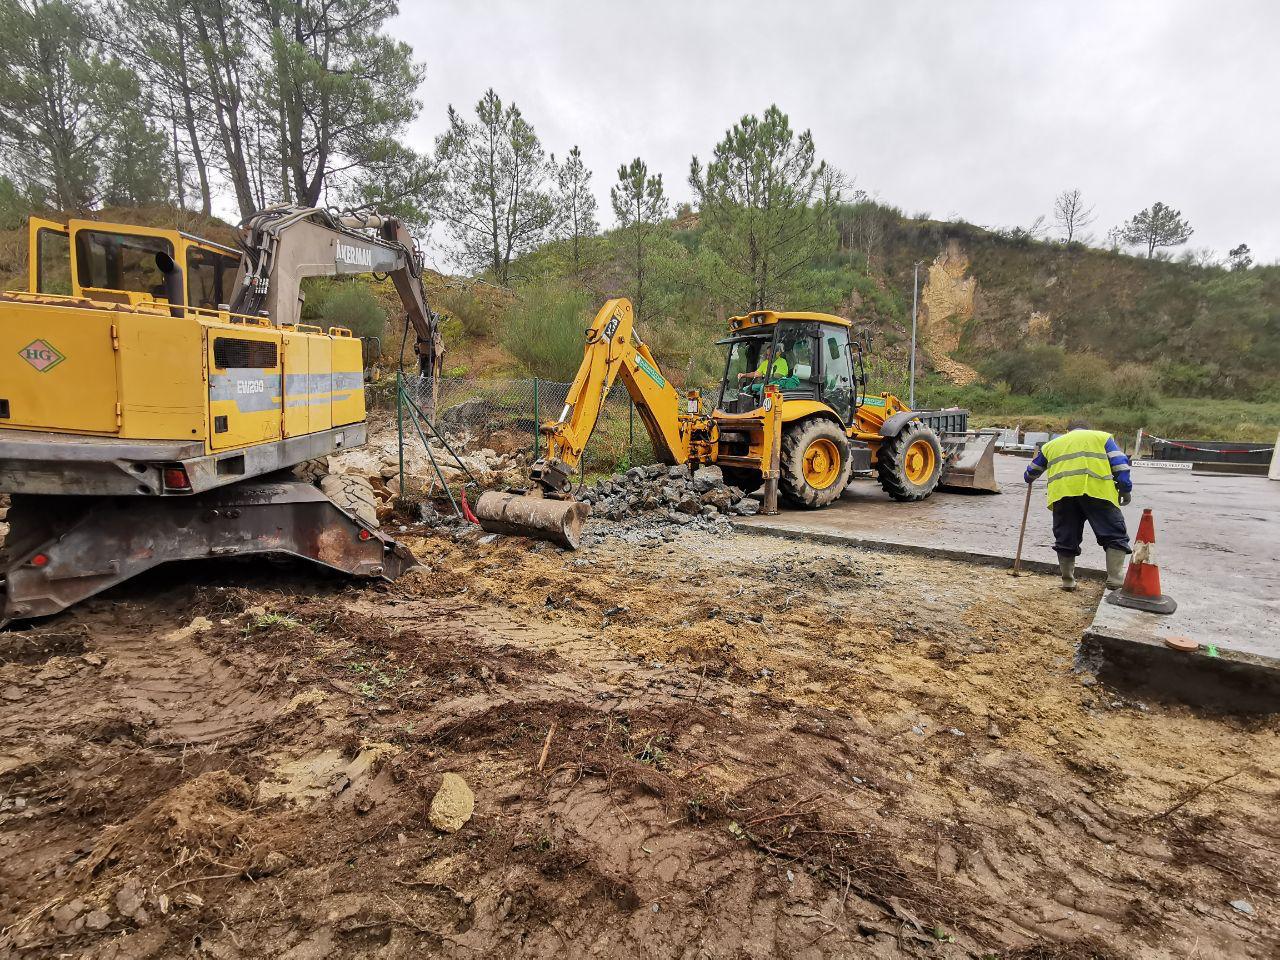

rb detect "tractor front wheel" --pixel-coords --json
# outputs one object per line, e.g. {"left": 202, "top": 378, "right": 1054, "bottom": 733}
{"left": 876, "top": 422, "right": 944, "bottom": 501}
{"left": 780, "top": 419, "right": 853, "bottom": 509}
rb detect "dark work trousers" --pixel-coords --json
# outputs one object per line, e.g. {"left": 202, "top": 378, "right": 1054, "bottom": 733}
{"left": 1051, "top": 495, "right": 1131, "bottom": 557}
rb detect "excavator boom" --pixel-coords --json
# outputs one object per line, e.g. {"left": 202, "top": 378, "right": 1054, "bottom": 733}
{"left": 476, "top": 298, "right": 703, "bottom": 548}
{"left": 232, "top": 206, "right": 443, "bottom": 384}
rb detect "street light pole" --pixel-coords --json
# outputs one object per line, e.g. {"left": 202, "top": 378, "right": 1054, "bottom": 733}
{"left": 909, "top": 260, "right": 922, "bottom": 409}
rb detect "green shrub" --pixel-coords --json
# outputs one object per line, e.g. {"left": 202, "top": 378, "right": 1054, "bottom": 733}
{"left": 501, "top": 281, "right": 593, "bottom": 381}
{"left": 977, "top": 344, "right": 1064, "bottom": 395}
{"left": 436, "top": 285, "right": 494, "bottom": 338}
{"left": 1155, "top": 359, "right": 1216, "bottom": 397}
{"left": 1108, "top": 362, "right": 1160, "bottom": 409}
{"left": 1057, "top": 353, "right": 1112, "bottom": 404}
{"left": 318, "top": 282, "right": 387, "bottom": 340}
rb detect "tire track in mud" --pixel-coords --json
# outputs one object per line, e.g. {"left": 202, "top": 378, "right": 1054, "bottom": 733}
{"left": 0, "top": 531, "right": 1277, "bottom": 958}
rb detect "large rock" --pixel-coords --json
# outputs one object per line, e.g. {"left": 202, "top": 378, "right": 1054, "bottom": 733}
{"left": 441, "top": 397, "right": 492, "bottom": 430}
{"left": 692, "top": 465, "right": 723, "bottom": 486}
{"left": 428, "top": 773, "right": 474, "bottom": 833}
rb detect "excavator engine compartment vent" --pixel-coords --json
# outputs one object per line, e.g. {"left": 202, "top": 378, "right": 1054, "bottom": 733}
{"left": 213, "top": 337, "right": 278, "bottom": 369}
{"left": 0, "top": 399, "right": 9, "bottom": 419}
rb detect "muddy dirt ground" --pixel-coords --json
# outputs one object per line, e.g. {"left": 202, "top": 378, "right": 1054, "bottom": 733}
{"left": 1, "top": 522, "right": 1276, "bottom": 959}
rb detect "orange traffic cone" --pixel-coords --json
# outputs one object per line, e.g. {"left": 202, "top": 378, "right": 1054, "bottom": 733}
{"left": 1106, "top": 509, "right": 1177, "bottom": 615}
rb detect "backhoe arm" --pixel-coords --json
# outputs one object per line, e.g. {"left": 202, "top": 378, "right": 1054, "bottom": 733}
{"left": 230, "top": 206, "right": 443, "bottom": 382}
{"left": 531, "top": 298, "right": 688, "bottom": 494}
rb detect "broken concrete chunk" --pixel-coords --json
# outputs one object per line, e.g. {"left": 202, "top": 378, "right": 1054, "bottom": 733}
{"left": 84, "top": 909, "right": 111, "bottom": 931}
{"left": 428, "top": 772, "right": 475, "bottom": 833}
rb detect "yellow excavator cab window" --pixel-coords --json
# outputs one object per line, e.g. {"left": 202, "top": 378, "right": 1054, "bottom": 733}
{"left": 35, "top": 227, "right": 72, "bottom": 295}
{"left": 74, "top": 230, "right": 175, "bottom": 301}
{"left": 186, "top": 246, "right": 240, "bottom": 310}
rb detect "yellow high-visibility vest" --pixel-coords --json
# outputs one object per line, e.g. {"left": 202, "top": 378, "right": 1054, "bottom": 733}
{"left": 754, "top": 356, "right": 789, "bottom": 378}
{"left": 1041, "top": 429, "right": 1119, "bottom": 508}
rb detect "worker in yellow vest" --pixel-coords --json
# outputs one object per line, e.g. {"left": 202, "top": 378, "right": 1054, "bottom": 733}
{"left": 1023, "top": 421, "right": 1132, "bottom": 592}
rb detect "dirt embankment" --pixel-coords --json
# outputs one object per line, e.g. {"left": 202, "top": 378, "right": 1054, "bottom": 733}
{"left": 1, "top": 528, "right": 1276, "bottom": 958}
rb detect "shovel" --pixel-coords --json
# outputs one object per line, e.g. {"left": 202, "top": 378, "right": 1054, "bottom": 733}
{"left": 1011, "top": 481, "right": 1033, "bottom": 576}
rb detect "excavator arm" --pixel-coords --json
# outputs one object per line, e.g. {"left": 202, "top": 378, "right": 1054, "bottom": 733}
{"left": 474, "top": 297, "right": 703, "bottom": 549}
{"left": 532, "top": 298, "right": 689, "bottom": 494}
{"left": 230, "top": 206, "right": 443, "bottom": 383}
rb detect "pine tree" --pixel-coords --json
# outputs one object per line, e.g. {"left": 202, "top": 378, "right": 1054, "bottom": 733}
{"left": 689, "top": 106, "right": 841, "bottom": 309}
{"left": 553, "top": 145, "right": 598, "bottom": 275}
{"left": 435, "top": 89, "right": 555, "bottom": 283}
{"left": 1118, "top": 202, "right": 1194, "bottom": 258}
{"left": 610, "top": 157, "right": 667, "bottom": 320}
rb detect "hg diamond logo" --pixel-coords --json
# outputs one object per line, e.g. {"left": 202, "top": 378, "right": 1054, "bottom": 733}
{"left": 19, "top": 339, "right": 66, "bottom": 373}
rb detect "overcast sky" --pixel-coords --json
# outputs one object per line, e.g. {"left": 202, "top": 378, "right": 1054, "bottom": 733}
{"left": 391, "top": 0, "right": 1280, "bottom": 264}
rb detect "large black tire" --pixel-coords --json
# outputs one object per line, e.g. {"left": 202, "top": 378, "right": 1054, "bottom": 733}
{"left": 720, "top": 466, "right": 763, "bottom": 495}
{"left": 779, "top": 419, "right": 853, "bottom": 509}
{"left": 877, "top": 422, "right": 944, "bottom": 502}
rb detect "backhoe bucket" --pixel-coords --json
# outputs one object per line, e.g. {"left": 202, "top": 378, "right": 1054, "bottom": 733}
{"left": 939, "top": 429, "right": 1001, "bottom": 493}
{"left": 475, "top": 491, "right": 590, "bottom": 550}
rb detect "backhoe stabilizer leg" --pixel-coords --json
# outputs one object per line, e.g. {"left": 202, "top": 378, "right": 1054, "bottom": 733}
{"left": 1, "top": 479, "right": 418, "bottom": 624}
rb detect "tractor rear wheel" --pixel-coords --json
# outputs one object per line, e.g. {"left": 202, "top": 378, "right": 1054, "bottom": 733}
{"left": 876, "top": 422, "right": 944, "bottom": 501}
{"left": 780, "top": 419, "right": 853, "bottom": 509}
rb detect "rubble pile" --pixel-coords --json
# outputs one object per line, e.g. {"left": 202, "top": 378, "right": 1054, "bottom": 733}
{"left": 583, "top": 463, "right": 760, "bottom": 525}
{"left": 310, "top": 421, "right": 529, "bottom": 524}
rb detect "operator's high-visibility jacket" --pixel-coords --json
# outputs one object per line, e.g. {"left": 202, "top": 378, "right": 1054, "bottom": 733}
{"left": 754, "top": 356, "right": 789, "bottom": 379}
{"left": 1023, "top": 429, "right": 1131, "bottom": 508}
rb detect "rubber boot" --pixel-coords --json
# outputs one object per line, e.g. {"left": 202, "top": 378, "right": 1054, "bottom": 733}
{"left": 1105, "top": 548, "right": 1127, "bottom": 590}
{"left": 1058, "top": 554, "right": 1078, "bottom": 592}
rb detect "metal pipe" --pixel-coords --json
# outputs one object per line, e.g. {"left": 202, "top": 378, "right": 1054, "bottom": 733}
{"left": 396, "top": 372, "right": 405, "bottom": 500}
{"left": 910, "top": 260, "right": 921, "bottom": 409}
{"left": 403, "top": 398, "right": 461, "bottom": 517}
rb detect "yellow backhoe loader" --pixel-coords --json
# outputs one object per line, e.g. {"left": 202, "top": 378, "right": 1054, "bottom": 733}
{"left": 475, "top": 298, "right": 998, "bottom": 547}
{"left": 0, "top": 206, "right": 443, "bottom": 624}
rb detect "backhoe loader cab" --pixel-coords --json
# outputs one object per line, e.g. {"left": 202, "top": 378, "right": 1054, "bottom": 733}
{"left": 716, "top": 311, "right": 858, "bottom": 421}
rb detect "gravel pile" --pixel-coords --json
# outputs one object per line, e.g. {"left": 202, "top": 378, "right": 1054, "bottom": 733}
{"left": 572, "top": 463, "right": 760, "bottom": 545}
{"left": 582, "top": 463, "right": 761, "bottom": 520}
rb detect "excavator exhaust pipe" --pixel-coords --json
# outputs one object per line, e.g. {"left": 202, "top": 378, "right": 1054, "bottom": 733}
{"left": 474, "top": 491, "right": 590, "bottom": 550}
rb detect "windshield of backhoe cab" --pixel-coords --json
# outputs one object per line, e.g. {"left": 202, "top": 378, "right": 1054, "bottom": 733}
{"left": 717, "top": 324, "right": 818, "bottom": 412}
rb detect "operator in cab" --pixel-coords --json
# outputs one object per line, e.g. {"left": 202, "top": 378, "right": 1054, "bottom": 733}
{"left": 1023, "top": 420, "right": 1132, "bottom": 592}
{"left": 737, "top": 353, "right": 789, "bottom": 385}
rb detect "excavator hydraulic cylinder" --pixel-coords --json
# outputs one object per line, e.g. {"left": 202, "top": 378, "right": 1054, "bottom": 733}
{"left": 474, "top": 491, "right": 590, "bottom": 550}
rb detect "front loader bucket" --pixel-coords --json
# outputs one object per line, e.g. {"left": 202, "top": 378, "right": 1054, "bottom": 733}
{"left": 1, "top": 479, "right": 417, "bottom": 625}
{"left": 939, "top": 429, "right": 1001, "bottom": 493}
{"left": 475, "top": 491, "right": 590, "bottom": 550}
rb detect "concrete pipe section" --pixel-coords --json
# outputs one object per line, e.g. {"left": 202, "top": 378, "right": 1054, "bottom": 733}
{"left": 474, "top": 491, "right": 591, "bottom": 550}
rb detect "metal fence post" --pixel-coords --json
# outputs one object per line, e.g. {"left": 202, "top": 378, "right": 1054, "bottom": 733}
{"left": 396, "top": 372, "right": 405, "bottom": 499}
{"left": 532, "top": 377, "right": 540, "bottom": 459}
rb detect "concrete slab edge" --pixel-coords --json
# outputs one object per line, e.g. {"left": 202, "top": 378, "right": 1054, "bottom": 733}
{"left": 733, "top": 520, "right": 1106, "bottom": 580}
{"left": 1083, "top": 621, "right": 1280, "bottom": 676}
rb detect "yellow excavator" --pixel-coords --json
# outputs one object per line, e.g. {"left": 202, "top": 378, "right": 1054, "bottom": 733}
{"left": 475, "top": 297, "right": 997, "bottom": 547}
{"left": 0, "top": 206, "right": 442, "bottom": 624}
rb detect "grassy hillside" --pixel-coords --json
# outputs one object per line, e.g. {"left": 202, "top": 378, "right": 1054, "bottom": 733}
{"left": 434, "top": 203, "right": 1279, "bottom": 442}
